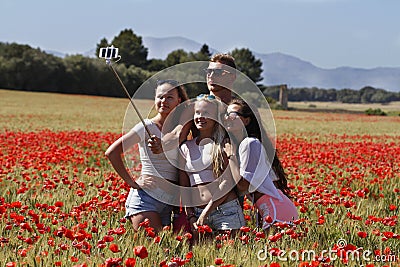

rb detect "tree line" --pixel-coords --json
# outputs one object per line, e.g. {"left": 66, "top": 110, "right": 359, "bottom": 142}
{"left": 0, "top": 29, "right": 263, "bottom": 98}
{"left": 262, "top": 85, "right": 400, "bottom": 104}
{"left": 0, "top": 28, "right": 398, "bottom": 103}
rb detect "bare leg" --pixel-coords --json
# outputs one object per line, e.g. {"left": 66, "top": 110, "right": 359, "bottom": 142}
{"left": 129, "top": 211, "right": 163, "bottom": 232}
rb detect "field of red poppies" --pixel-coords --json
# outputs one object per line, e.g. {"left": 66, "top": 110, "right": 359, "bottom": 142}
{"left": 1, "top": 90, "right": 399, "bottom": 266}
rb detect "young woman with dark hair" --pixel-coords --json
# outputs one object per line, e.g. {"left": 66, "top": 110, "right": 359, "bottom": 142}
{"left": 223, "top": 98, "right": 298, "bottom": 230}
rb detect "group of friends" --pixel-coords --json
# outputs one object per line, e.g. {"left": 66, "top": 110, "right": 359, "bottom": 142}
{"left": 105, "top": 54, "right": 298, "bottom": 238}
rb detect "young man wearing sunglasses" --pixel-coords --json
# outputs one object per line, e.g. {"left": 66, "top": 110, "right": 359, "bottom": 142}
{"left": 148, "top": 53, "right": 237, "bottom": 154}
{"left": 205, "top": 53, "right": 237, "bottom": 104}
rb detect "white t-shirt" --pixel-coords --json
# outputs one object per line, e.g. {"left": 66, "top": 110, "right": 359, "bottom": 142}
{"left": 130, "top": 119, "right": 178, "bottom": 182}
{"left": 239, "top": 137, "right": 282, "bottom": 201}
{"left": 180, "top": 138, "right": 215, "bottom": 186}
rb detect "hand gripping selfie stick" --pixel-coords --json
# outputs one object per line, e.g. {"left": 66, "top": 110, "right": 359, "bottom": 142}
{"left": 99, "top": 45, "right": 152, "bottom": 137}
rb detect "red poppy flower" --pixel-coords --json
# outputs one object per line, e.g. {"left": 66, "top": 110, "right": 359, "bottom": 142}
{"left": 134, "top": 245, "right": 148, "bottom": 259}
{"left": 104, "top": 257, "right": 122, "bottom": 267}
{"left": 109, "top": 243, "right": 120, "bottom": 253}
{"left": 357, "top": 231, "right": 367, "bottom": 238}
{"left": 269, "top": 263, "right": 281, "bottom": 267}
{"left": 214, "top": 258, "right": 224, "bottom": 265}
{"left": 125, "top": 258, "right": 136, "bottom": 267}
{"left": 185, "top": 251, "right": 193, "bottom": 259}
{"left": 240, "top": 226, "right": 251, "bottom": 233}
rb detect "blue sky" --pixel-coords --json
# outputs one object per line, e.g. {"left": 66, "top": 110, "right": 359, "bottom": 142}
{"left": 1, "top": 0, "right": 399, "bottom": 69}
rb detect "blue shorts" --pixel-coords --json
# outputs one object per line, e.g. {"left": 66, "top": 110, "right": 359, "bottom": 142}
{"left": 125, "top": 188, "right": 173, "bottom": 226}
{"left": 194, "top": 199, "right": 245, "bottom": 231}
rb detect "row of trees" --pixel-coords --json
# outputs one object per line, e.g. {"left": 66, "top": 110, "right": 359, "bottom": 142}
{"left": 95, "top": 29, "right": 264, "bottom": 83}
{"left": 0, "top": 42, "right": 151, "bottom": 97}
{"left": 1, "top": 28, "right": 398, "bottom": 103}
{"left": 263, "top": 85, "right": 400, "bottom": 104}
{"left": 0, "top": 29, "right": 263, "bottom": 98}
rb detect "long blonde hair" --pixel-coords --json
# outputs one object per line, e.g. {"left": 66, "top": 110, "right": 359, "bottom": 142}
{"left": 193, "top": 95, "right": 226, "bottom": 178}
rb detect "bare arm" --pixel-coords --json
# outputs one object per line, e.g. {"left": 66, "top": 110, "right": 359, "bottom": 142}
{"left": 178, "top": 168, "right": 198, "bottom": 229}
{"left": 105, "top": 130, "right": 154, "bottom": 189}
{"left": 223, "top": 141, "right": 249, "bottom": 192}
{"left": 226, "top": 155, "right": 249, "bottom": 192}
{"left": 196, "top": 193, "right": 229, "bottom": 226}
{"left": 151, "top": 102, "right": 194, "bottom": 154}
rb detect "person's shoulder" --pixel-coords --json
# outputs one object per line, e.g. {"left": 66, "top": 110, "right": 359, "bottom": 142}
{"left": 133, "top": 119, "right": 152, "bottom": 128}
{"left": 241, "top": 137, "right": 261, "bottom": 146}
{"left": 239, "top": 137, "right": 261, "bottom": 152}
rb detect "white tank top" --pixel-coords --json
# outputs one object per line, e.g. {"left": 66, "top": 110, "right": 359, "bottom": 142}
{"left": 180, "top": 138, "right": 215, "bottom": 186}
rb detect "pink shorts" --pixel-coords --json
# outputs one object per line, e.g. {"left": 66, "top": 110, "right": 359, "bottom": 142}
{"left": 255, "top": 190, "right": 298, "bottom": 229}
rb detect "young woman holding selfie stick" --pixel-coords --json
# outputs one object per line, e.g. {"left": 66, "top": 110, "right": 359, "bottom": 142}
{"left": 105, "top": 80, "right": 188, "bottom": 232}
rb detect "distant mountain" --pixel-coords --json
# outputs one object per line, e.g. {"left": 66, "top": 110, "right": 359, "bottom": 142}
{"left": 141, "top": 36, "right": 400, "bottom": 92}
{"left": 47, "top": 36, "right": 400, "bottom": 92}
{"left": 44, "top": 50, "right": 67, "bottom": 58}
{"left": 255, "top": 52, "right": 400, "bottom": 92}
{"left": 84, "top": 48, "right": 96, "bottom": 58}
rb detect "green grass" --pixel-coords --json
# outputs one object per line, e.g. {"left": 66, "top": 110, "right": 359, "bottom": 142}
{"left": 1, "top": 89, "right": 150, "bottom": 133}
{"left": 2, "top": 89, "right": 400, "bottom": 136}
{"left": 1, "top": 89, "right": 399, "bottom": 267}
{"left": 288, "top": 100, "right": 400, "bottom": 113}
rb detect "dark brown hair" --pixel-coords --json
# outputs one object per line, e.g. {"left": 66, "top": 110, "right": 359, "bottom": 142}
{"left": 229, "top": 98, "right": 291, "bottom": 198}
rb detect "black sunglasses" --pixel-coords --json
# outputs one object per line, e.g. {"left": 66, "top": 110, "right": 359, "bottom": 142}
{"left": 204, "top": 68, "right": 231, "bottom": 76}
{"left": 225, "top": 111, "right": 244, "bottom": 119}
{"left": 225, "top": 111, "right": 246, "bottom": 119}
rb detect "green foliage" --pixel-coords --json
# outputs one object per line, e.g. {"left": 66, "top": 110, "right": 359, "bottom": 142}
{"left": 364, "top": 108, "right": 387, "bottom": 116}
{"left": 230, "top": 48, "right": 263, "bottom": 83}
{"left": 61, "top": 55, "right": 118, "bottom": 96}
{"left": 198, "top": 44, "right": 212, "bottom": 58}
{"left": 164, "top": 44, "right": 212, "bottom": 67}
{"left": 0, "top": 43, "right": 65, "bottom": 91}
{"left": 265, "top": 96, "right": 277, "bottom": 105}
{"left": 165, "top": 49, "right": 190, "bottom": 67}
{"left": 262, "top": 85, "right": 280, "bottom": 100}
{"left": 146, "top": 58, "right": 167, "bottom": 72}
{"left": 111, "top": 29, "right": 149, "bottom": 67}
{"left": 0, "top": 42, "right": 33, "bottom": 59}
{"left": 122, "top": 65, "right": 153, "bottom": 96}
{"left": 263, "top": 84, "right": 399, "bottom": 104}
{"left": 95, "top": 38, "right": 109, "bottom": 58}
{"left": 2, "top": 31, "right": 400, "bottom": 104}
{"left": 241, "top": 92, "right": 263, "bottom": 107}
{"left": 0, "top": 39, "right": 153, "bottom": 97}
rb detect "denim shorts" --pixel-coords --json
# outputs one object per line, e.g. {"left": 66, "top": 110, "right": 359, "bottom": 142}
{"left": 125, "top": 188, "right": 173, "bottom": 226}
{"left": 194, "top": 199, "right": 245, "bottom": 231}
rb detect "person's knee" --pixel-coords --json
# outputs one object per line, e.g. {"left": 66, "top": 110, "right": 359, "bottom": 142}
{"left": 130, "top": 212, "right": 163, "bottom": 231}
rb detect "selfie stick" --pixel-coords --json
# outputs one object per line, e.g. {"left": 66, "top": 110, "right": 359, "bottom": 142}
{"left": 102, "top": 54, "right": 152, "bottom": 138}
